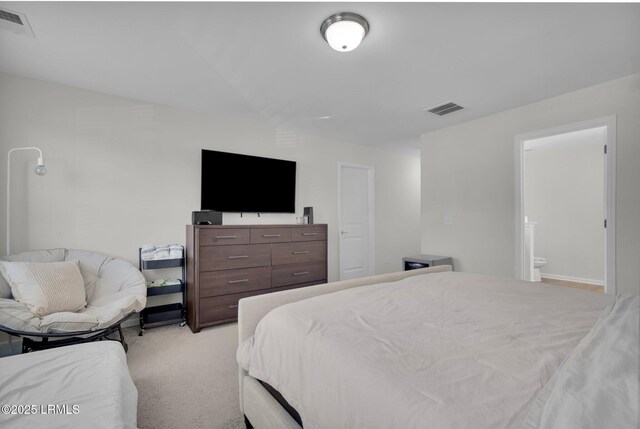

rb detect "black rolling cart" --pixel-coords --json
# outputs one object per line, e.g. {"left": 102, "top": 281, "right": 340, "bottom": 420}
{"left": 138, "top": 248, "right": 186, "bottom": 336}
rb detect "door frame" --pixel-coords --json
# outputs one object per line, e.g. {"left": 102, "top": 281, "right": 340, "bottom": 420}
{"left": 514, "top": 116, "right": 616, "bottom": 294}
{"left": 338, "top": 162, "right": 376, "bottom": 280}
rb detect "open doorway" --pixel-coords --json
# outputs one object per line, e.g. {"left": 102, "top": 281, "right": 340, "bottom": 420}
{"left": 515, "top": 117, "right": 616, "bottom": 294}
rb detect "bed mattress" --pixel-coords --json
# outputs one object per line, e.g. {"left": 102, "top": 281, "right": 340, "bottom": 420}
{"left": 0, "top": 341, "right": 137, "bottom": 429}
{"left": 238, "top": 271, "right": 620, "bottom": 429}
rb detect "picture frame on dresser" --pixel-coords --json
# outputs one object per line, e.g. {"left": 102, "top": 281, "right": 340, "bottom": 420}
{"left": 185, "top": 224, "right": 328, "bottom": 333}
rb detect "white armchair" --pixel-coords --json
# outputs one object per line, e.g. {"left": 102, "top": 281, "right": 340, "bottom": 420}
{"left": 0, "top": 248, "right": 146, "bottom": 352}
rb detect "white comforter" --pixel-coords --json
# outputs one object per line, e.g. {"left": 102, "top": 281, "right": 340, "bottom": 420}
{"left": 521, "top": 293, "right": 639, "bottom": 429}
{"left": 0, "top": 341, "right": 138, "bottom": 429}
{"left": 238, "top": 271, "right": 616, "bottom": 429}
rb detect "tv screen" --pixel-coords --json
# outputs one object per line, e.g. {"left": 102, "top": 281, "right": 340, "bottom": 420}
{"left": 201, "top": 149, "right": 296, "bottom": 213}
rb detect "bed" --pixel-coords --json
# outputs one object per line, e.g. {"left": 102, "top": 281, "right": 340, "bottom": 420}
{"left": 0, "top": 341, "right": 138, "bottom": 429}
{"left": 237, "top": 266, "right": 638, "bottom": 429}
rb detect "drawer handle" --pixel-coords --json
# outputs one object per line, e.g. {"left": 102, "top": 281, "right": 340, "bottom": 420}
{"left": 228, "top": 255, "right": 249, "bottom": 259}
{"left": 228, "top": 279, "right": 249, "bottom": 284}
{"left": 293, "top": 271, "right": 309, "bottom": 276}
{"left": 293, "top": 251, "right": 310, "bottom": 255}
{"left": 217, "top": 235, "right": 237, "bottom": 239}
{"left": 262, "top": 234, "right": 281, "bottom": 238}
{"left": 302, "top": 233, "right": 318, "bottom": 236}
{"left": 228, "top": 304, "right": 239, "bottom": 309}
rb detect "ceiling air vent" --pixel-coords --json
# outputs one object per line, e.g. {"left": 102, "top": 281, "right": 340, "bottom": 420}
{"left": 0, "top": 8, "right": 35, "bottom": 38}
{"left": 424, "top": 102, "right": 464, "bottom": 116}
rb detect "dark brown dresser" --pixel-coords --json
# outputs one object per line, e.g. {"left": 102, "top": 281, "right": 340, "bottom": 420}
{"left": 185, "top": 224, "right": 328, "bottom": 332}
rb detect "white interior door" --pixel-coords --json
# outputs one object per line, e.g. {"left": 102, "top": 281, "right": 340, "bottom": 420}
{"left": 339, "top": 164, "right": 374, "bottom": 280}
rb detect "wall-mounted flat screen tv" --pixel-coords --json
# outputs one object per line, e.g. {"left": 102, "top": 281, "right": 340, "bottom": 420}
{"left": 201, "top": 149, "right": 296, "bottom": 213}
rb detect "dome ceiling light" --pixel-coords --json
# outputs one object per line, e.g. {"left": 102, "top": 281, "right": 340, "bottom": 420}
{"left": 320, "top": 12, "right": 369, "bottom": 52}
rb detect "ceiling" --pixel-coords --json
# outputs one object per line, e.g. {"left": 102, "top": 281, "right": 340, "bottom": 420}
{"left": 1, "top": 2, "right": 639, "bottom": 151}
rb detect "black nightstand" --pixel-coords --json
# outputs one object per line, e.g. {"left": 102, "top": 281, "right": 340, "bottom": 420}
{"left": 403, "top": 254, "right": 453, "bottom": 271}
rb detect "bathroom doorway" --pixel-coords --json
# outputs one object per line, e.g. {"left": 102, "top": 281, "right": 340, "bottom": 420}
{"left": 514, "top": 117, "right": 616, "bottom": 294}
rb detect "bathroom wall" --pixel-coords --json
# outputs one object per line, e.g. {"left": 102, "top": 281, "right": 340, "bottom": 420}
{"left": 524, "top": 127, "right": 605, "bottom": 283}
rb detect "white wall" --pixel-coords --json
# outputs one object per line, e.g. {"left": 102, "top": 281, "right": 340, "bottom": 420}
{"left": 524, "top": 128, "right": 605, "bottom": 282}
{"left": 420, "top": 74, "right": 640, "bottom": 294}
{"left": 0, "top": 73, "right": 421, "bottom": 282}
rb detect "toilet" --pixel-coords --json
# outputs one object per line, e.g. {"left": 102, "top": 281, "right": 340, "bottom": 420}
{"left": 533, "top": 257, "right": 547, "bottom": 282}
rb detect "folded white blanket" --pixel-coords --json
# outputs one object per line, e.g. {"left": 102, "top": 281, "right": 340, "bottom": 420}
{"left": 141, "top": 244, "right": 183, "bottom": 260}
{"left": 154, "top": 250, "right": 170, "bottom": 260}
{"left": 140, "top": 245, "right": 155, "bottom": 261}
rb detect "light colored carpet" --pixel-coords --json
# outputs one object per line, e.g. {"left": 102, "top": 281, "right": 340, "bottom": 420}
{"left": 124, "top": 323, "right": 244, "bottom": 429}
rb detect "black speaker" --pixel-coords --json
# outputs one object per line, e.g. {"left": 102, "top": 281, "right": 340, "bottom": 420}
{"left": 192, "top": 210, "right": 223, "bottom": 225}
{"left": 303, "top": 207, "right": 314, "bottom": 224}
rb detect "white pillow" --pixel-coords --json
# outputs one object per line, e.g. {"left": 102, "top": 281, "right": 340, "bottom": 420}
{"left": 0, "top": 260, "right": 87, "bottom": 317}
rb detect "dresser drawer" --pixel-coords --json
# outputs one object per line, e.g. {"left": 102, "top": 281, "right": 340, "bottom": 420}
{"left": 199, "top": 267, "right": 271, "bottom": 298}
{"left": 272, "top": 262, "right": 326, "bottom": 288}
{"left": 271, "top": 280, "right": 326, "bottom": 293}
{"left": 272, "top": 241, "right": 327, "bottom": 266}
{"left": 199, "top": 290, "right": 270, "bottom": 325}
{"left": 199, "top": 244, "right": 271, "bottom": 271}
{"left": 198, "top": 228, "right": 250, "bottom": 246}
{"left": 291, "top": 226, "right": 327, "bottom": 242}
{"left": 250, "top": 227, "right": 292, "bottom": 244}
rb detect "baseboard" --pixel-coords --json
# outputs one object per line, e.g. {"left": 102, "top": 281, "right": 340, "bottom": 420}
{"left": 540, "top": 273, "right": 604, "bottom": 286}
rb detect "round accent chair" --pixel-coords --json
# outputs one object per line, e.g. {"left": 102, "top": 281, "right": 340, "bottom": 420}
{"left": 0, "top": 248, "right": 146, "bottom": 353}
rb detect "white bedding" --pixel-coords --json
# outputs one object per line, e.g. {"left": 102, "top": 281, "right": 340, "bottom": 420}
{"left": 0, "top": 341, "right": 137, "bottom": 429}
{"left": 521, "top": 293, "right": 639, "bottom": 429}
{"left": 238, "top": 271, "right": 616, "bottom": 429}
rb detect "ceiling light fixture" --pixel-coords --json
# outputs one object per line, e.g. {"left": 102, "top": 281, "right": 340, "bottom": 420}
{"left": 320, "top": 12, "right": 369, "bottom": 53}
